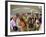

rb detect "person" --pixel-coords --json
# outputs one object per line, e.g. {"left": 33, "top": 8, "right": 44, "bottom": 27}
{"left": 10, "top": 16, "right": 18, "bottom": 31}
{"left": 19, "top": 17, "right": 27, "bottom": 31}
{"left": 16, "top": 14, "right": 21, "bottom": 31}
{"left": 33, "top": 18, "right": 40, "bottom": 31}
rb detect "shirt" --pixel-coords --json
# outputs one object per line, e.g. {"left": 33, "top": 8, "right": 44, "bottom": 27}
{"left": 16, "top": 18, "right": 20, "bottom": 28}
{"left": 10, "top": 19, "right": 16, "bottom": 30}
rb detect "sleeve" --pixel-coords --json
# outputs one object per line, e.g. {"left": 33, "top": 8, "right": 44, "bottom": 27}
{"left": 10, "top": 21, "right": 13, "bottom": 30}
{"left": 16, "top": 18, "right": 20, "bottom": 28}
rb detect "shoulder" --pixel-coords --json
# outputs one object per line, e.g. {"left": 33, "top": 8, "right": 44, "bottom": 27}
{"left": 10, "top": 19, "right": 14, "bottom": 23}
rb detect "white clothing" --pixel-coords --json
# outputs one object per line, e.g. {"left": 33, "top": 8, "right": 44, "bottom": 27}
{"left": 10, "top": 19, "right": 16, "bottom": 30}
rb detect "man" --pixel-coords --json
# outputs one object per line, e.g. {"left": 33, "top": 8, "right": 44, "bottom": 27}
{"left": 10, "top": 16, "right": 18, "bottom": 31}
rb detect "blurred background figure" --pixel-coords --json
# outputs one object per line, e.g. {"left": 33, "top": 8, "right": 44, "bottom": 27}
{"left": 10, "top": 15, "right": 18, "bottom": 31}
{"left": 19, "top": 17, "right": 27, "bottom": 31}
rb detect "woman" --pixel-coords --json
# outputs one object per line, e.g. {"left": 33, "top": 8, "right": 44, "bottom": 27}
{"left": 19, "top": 17, "right": 27, "bottom": 31}
{"left": 10, "top": 16, "right": 18, "bottom": 32}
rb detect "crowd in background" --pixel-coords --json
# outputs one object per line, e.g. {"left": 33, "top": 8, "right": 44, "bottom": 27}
{"left": 10, "top": 13, "right": 42, "bottom": 32}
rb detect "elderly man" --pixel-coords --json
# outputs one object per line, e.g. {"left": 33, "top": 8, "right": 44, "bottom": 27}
{"left": 10, "top": 16, "right": 18, "bottom": 31}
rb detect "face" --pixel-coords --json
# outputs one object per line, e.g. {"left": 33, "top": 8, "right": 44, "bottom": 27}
{"left": 20, "top": 21, "right": 26, "bottom": 28}
{"left": 13, "top": 16, "right": 17, "bottom": 21}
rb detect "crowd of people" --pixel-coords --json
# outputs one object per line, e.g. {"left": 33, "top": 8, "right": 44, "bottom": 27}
{"left": 10, "top": 13, "right": 42, "bottom": 32}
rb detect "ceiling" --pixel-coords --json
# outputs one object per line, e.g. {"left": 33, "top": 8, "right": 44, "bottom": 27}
{"left": 10, "top": 5, "right": 42, "bottom": 16}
